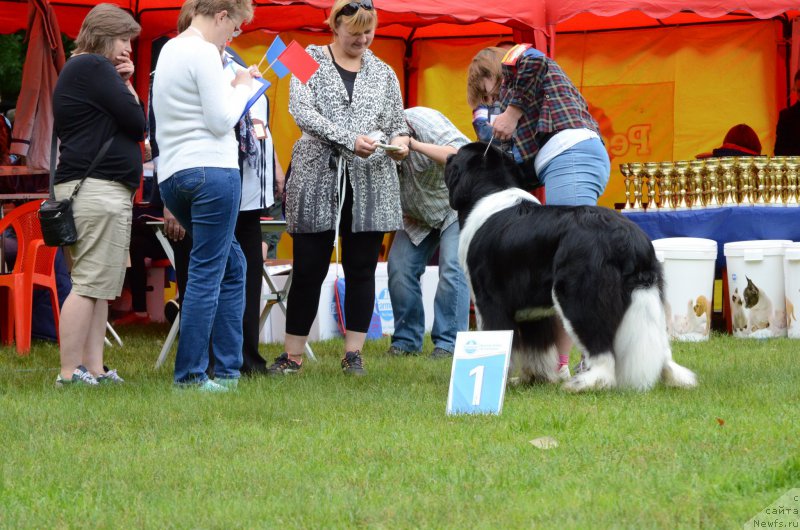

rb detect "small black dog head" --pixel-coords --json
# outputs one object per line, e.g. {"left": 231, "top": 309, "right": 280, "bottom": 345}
{"left": 444, "top": 142, "right": 524, "bottom": 212}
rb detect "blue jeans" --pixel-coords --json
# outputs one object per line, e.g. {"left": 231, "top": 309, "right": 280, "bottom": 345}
{"left": 387, "top": 222, "right": 470, "bottom": 353}
{"left": 539, "top": 137, "right": 610, "bottom": 205}
{"left": 159, "top": 167, "right": 246, "bottom": 384}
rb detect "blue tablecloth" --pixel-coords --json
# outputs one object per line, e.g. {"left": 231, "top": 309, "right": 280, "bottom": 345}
{"left": 623, "top": 206, "right": 800, "bottom": 273}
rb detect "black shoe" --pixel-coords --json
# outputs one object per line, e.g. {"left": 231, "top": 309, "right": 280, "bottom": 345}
{"left": 386, "top": 345, "right": 419, "bottom": 357}
{"left": 267, "top": 353, "right": 302, "bottom": 375}
{"left": 430, "top": 347, "right": 453, "bottom": 359}
{"left": 164, "top": 299, "right": 180, "bottom": 325}
{"left": 341, "top": 351, "right": 366, "bottom": 376}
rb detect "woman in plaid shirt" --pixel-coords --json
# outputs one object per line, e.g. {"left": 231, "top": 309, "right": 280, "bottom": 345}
{"left": 467, "top": 44, "right": 610, "bottom": 379}
{"left": 468, "top": 45, "right": 609, "bottom": 206}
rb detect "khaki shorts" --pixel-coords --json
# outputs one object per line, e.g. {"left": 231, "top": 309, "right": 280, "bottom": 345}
{"left": 54, "top": 178, "right": 133, "bottom": 300}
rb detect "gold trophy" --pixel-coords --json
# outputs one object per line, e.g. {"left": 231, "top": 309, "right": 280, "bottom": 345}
{"left": 770, "top": 156, "right": 786, "bottom": 206}
{"left": 689, "top": 159, "right": 705, "bottom": 208}
{"left": 752, "top": 156, "right": 768, "bottom": 205}
{"left": 674, "top": 161, "right": 690, "bottom": 210}
{"left": 738, "top": 158, "right": 754, "bottom": 206}
{"left": 644, "top": 162, "right": 660, "bottom": 211}
{"left": 704, "top": 157, "right": 721, "bottom": 208}
{"left": 719, "top": 157, "right": 737, "bottom": 206}
{"left": 620, "top": 163, "right": 632, "bottom": 210}
{"left": 786, "top": 156, "right": 799, "bottom": 206}
{"left": 659, "top": 161, "right": 675, "bottom": 209}
{"left": 629, "top": 162, "right": 644, "bottom": 210}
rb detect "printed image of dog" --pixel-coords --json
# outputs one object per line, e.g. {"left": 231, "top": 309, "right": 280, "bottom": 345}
{"left": 743, "top": 277, "right": 772, "bottom": 332}
{"left": 731, "top": 289, "right": 748, "bottom": 334}
{"left": 670, "top": 300, "right": 705, "bottom": 337}
{"left": 692, "top": 295, "right": 711, "bottom": 335}
{"left": 786, "top": 296, "right": 796, "bottom": 328}
{"left": 444, "top": 142, "right": 697, "bottom": 392}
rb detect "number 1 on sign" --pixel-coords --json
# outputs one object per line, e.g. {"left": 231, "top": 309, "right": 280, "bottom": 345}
{"left": 469, "top": 365, "right": 485, "bottom": 405}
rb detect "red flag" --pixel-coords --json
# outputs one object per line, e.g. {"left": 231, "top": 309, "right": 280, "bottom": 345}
{"left": 277, "top": 41, "right": 320, "bottom": 84}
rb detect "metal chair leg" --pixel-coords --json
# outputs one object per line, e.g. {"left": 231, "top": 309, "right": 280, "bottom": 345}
{"left": 106, "top": 321, "right": 123, "bottom": 347}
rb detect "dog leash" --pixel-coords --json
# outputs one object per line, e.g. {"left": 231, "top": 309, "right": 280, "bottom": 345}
{"left": 483, "top": 134, "right": 494, "bottom": 157}
{"left": 333, "top": 154, "right": 347, "bottom": 277}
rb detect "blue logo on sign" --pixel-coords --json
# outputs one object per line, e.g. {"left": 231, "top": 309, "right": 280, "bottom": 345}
{"left": 465, "top": 340, "right": 478, "bottom": 354}
{"left": 377, "top": 288, "right": 393, "bottom": 322}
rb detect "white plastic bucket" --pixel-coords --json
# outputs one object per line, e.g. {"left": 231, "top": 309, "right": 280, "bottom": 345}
{"left": 652, "top": 237, "right": 717, "bottom": 341}
{"left": 724, "top": 240, "right": 791, "bottom": 338}
{"left": 784, "top": 242, "right": 800, "bottom": 339}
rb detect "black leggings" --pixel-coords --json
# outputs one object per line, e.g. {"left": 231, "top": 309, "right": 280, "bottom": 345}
{"left": 286, "top": 181, "right": 384, "bottom": 336}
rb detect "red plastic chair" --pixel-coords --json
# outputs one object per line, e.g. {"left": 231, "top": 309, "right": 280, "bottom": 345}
{"left": 0, "top": 200, "right": 60, "bottom": 354}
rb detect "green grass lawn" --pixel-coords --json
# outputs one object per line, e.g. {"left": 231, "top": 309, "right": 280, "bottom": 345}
{"left": 1, "top": 327, "right": 798, "bottom": 529}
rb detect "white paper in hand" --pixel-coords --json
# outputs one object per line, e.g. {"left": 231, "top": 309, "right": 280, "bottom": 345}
{"left": 375, "top": 143, "right": 402, "bottom": 152}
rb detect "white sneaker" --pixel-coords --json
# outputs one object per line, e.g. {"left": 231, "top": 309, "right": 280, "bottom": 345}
{"left": 557, "top": 364, "right": 571, "bottom": 382}
{"left": 55, "top": 365, "right": 99, "bottom": 388}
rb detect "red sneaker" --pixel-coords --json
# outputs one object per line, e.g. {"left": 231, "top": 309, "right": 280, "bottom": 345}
{"left": 114, "top": 312, "right": 151, "bottom": 326}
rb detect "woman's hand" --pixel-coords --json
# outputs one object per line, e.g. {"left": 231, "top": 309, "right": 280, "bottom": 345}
{"left": 115, "top": 54, "right": 135, "bottom": 81}
{"left": 354, "top": 135, "right": 377, "bottom": 159}
{"left": 232, "top": 69, "right": 254, "bottom": 88}
{"left": 386, "top": 136, "right": 410, "bottom": 162}
{"left": 163, "top": 207, "right": 185, "bottom": 242}
{"left": 492, "top": 104, "right": 523, "bottom": 141}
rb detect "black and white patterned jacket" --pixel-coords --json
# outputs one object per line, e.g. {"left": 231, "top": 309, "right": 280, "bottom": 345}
{"left": 286, "top": 45, "right": 408, "bottom": 233}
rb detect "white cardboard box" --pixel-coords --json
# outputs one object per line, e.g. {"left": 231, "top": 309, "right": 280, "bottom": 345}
{"left": 262, "top": 263, "right": 440, "bottom": 344}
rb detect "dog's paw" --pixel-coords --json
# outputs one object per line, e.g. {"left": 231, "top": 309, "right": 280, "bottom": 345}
{"left": 661, "top": 361, "right": 698, "bottom": 389}
{"left": 561, "top": 369, "right": 616, "bottom": 393}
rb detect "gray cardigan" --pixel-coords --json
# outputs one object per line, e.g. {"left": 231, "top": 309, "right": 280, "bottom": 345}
{"left": 285, "top": 45, "right": 408, "bottom": 233}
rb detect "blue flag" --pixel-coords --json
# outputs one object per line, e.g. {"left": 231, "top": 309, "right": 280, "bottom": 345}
{"left": 265, "top": 36, "right": 290, "bottom": 78}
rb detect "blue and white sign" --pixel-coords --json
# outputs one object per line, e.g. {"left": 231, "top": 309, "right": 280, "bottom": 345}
{"left": 446, "top": 330, "right": 513, "bottom": 415}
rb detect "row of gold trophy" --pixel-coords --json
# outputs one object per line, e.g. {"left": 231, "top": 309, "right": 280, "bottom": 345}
{"left": 620, "top": 156, "right": 800, "bottom": 210}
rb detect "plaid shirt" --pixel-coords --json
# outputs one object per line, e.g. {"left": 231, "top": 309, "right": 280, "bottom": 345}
{"left": 500, "top": 48, "right": 599, "bottom": 162}
{"left": 398, "top": 107, "right": 469, "bottom": 245}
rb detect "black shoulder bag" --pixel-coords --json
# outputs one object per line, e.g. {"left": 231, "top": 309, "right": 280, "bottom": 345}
{"left": 39, "top": 131, "right": 114, "bottom": 247}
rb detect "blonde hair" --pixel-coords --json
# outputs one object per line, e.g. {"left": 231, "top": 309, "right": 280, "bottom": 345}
{"left": 466, "top": 47, "right": 505, "bottom": 108}
{"left": 73, "top": 4, "right": 141, "bottom": 59}
{"left": 327, "top": 0, "right": 377, "bottom": 34}
{"left": 192, "top": 0, "right": 254, "bottom": 26}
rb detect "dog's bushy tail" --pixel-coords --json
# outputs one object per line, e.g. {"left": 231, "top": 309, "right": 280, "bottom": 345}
{"left": 613, "top": 286, "right": 670, "bottom": 390}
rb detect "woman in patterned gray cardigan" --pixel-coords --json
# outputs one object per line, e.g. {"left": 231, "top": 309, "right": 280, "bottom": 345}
{"left": 268, "top": 0, "right": 409, "bottom": 376}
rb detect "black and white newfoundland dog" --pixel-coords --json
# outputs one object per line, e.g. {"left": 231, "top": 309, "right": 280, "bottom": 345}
{"left": 445, "top": 143, "right": 697, "bottom": 392}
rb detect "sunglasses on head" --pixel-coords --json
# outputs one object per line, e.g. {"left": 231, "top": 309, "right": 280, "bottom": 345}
{"left": 337, "top": 0, "right": 374, "bottom": 19}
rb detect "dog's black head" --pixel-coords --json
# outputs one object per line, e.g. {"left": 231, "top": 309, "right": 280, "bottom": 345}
{"left": 445, "top": 142, "right": 526, "bottom": 216}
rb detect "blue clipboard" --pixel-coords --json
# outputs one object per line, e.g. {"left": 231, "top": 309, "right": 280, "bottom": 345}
{"left": 240, "top": 77, "right": 271, "bottom": 120}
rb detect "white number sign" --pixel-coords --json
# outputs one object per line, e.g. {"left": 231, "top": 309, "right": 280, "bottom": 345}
{"left": 447, "top": 331, "right": 513, "bottom": 415}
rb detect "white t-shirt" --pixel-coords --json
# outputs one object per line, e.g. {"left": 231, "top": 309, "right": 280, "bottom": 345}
{"left": 534, "top": 128, "right": 600, "bottom": 175}
{"left": 152, "top": 35, "right": 251, "bottom": 183}
{"left": 223, "top": 55, "right": 275, "bottom": 212}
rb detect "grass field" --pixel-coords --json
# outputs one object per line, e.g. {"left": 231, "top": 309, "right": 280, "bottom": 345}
{"left": 1, "top": 326, "right": 798, "bottom": 529}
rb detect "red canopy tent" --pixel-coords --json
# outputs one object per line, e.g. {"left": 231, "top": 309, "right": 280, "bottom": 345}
{"left": 2, "top": 1, "right": 798, "bottom": 76}
{"left": 1, "top": 0, "right": 799, "bottom": 185}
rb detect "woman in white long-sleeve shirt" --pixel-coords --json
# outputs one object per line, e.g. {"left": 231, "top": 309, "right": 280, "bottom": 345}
{"left": 152, "top": 0, "right": 256, "bottom": 391}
